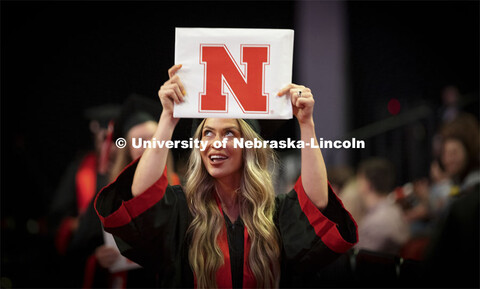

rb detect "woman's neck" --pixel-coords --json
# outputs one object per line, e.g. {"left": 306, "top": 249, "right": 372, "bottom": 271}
{"left": 214, "top": 177, "right": 241, "bottom": 221}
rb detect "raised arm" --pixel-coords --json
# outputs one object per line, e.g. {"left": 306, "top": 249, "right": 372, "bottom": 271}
{"left": 131, "top": 64, "right": 185, "bottom": 196}
{"left": 278, "top": 84, "right": 328, "bottom": 209}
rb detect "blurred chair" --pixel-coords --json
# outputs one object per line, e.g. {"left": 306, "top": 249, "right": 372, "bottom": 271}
{"left": 353, "top": 249, "right": 399, "bottom": 287}
{"left": 313, "top": 248, "right": 428, "bottom": 287}
{"left": 398, "top": 258, "right": 425, "bottom": 287}
{"left": 315, "top": 249, "right": 355, "bottom": 287}
{"left": 399, "top": 236, "right": 430, "bottom": 261}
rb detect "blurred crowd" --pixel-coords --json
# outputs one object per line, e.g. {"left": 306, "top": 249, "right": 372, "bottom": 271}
{"left": 328, "top": 85, "right": 479, "bottom": 287}
{"left": 27, "top": 85, "right": 479, "bottom": 288}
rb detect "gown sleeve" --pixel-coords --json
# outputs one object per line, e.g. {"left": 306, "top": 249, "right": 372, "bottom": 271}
{"left": 94, "top": 158, "right": 193, "bottom": 287}
{"left": 276, "top": 176, "right": 358, "bottom": 287}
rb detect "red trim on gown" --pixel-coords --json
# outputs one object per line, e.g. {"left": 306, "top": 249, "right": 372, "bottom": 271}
{"left": 294, "top": 176, "right": 358, "bottom": 253}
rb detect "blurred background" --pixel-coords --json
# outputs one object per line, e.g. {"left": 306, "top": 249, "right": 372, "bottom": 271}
{"left": 2, "top": 1, "right": 478, "bottom": 288}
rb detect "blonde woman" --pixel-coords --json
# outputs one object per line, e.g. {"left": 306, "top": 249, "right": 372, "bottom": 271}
{"left": 95, "top": 65, "right": 358, "bottom": 288}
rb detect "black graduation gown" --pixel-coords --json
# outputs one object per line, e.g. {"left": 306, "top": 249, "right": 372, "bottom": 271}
{"left": 95, "top": 159, "right": 358, "bottom": 288}
{"left": 48, "top": 152, "right": 105, "bottom": 287}
{"left": 69, "top": 192, "right": 158, "bottom": 288}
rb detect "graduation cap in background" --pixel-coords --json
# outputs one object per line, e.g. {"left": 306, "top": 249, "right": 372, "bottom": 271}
{"left": 84, "top": 103, "right": 122, "bottom": 132}
{"left": 114, "top": 93, "right": 162, "bottom": 140}
{"left": 82, "top": 104, "right": 122, "bottom": 174}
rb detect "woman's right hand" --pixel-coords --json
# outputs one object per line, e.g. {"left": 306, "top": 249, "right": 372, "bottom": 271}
{"left": 132, "top": 65, "right": 184, "bottom": 196}
{"left": 158, "top": 64, "right": 186, "bottom": 124}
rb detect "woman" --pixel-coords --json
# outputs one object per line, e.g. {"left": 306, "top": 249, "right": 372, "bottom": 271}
{"left": 423, "top": 113, "right": 479, "bottom": 287}
{"left": 71, "top": 95, "right": 173, "bottom": 288}
{"left": 439, "top": 113, "right": 479, "bottom": 190}
{"left": 95, "top": 64, "right": 358, "bottom": 288}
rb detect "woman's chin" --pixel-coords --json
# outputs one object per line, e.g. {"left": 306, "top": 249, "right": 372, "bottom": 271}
{"left": 207, "top": 168, "right": 227, "bottom": 179}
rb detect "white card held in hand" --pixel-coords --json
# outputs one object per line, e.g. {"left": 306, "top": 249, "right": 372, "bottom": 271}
{"left": 103, "top": 230, "right": 141, "bottom": 273}
{"left": 174, "top": 28, "right": 294, "bottom": 119}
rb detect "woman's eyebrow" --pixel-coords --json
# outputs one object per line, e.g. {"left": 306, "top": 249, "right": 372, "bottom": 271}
{"left": 222, "top": 126, "right": 240, "bottom": 132}
{"left": 203, "top": 126, "right": 240, "bottom": 132}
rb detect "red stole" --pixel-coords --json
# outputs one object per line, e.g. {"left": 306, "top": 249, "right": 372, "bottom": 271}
{"left": 194, "top": 195, "right": 257, "bottom": 288}
{"left": 75, "top": 152, "right": 98, "bottom": 214}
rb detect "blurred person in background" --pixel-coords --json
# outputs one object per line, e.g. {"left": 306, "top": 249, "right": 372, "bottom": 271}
{"left": 355, "top": 158, "right": 410, "bottom": 255}
{"left": 47, "top": 104, "right": 119, "bottom": 287}
{"left": 426, "top": 159, "right": 452, "bottom": 219}
{"left": 109, "top": 95, "right": 180, "bottom": 186}
{"left": 432, "top": 85, "right": 462, "bottom": 160}
{"left": 49, "top": 104, "right": 120, "bottom": 253}
{"left": 329, "top": 166, "right": 366, "bottom": 224}
{"left": 68, "top": 94, "right": 180, "bottom": 288}
{"left": 439, "top": 113, "right": 479, "bottom": 191}
{"left": 423, "top": 114, "right": 479, "bottom": 288}
{"left": 400, "top": 160, "right": 452, "bottom": 238}
{"left": 398, "top": 113, "right": 479, "bottom": 261}
{"left": 439, "top": 85, "right": 461, "bottom": 124}
{"left": 327, "top": 165, "right": 354, "bottom": 195}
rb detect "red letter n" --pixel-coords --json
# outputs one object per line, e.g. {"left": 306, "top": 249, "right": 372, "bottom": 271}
{"left": 200, "top": 44, "right": 269, "bottom": 113}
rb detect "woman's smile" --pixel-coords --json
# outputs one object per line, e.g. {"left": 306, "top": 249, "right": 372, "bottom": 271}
{"left": 208, "top": 153, "right": 229, "bottom": 164}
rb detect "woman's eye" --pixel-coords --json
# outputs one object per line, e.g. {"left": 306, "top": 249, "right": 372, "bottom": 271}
{"left": 203, "top": 130, "right": 213, "bottom": 137}
{"left": 225, "top": 131, "right": 234, "bottom": 137}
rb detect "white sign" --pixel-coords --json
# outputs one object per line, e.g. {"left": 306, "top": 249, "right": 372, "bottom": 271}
{"left": 174, "top": 28, "right": 294, "bottom": 119}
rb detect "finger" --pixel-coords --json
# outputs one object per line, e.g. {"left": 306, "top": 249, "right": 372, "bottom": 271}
{"left": 164, "top": 84, "right": 183, "bottom": 104}
{"left": 168, "top": 64, "right": 183, "bottom": 78}
{"left": 97, "top": 251, "right": 110, "bottom": 259}
{"left": 104, "top": 248, "right": 118, "bottom": 256}
{"left": 167, "top": 88, "right": 181, "bottom": 104}
{"left": 277, "top": 83, "right": 296, "bottom": 96}
{"left": 105, "top": 259, "right": 116, "bottom": 267}
{"left": 291, "top": 90, "right": 298, "bottom": 107}
{"left": 102, "top": 255, "right": 114, "bottom": 263}
{"left": 107, "top": 253, "right": 119, "bottom": 261}
{"left": 103, "top": 257, "right": 115, "bottom": 267}
{"left": 293, "top": 89, "right": 302, "bottom": 102}
{"left": 159, "top": 84, "right": 176, "bottom": 102}
{"left": 297, "top": 91, "right": 312, "bottom": 99}
{"left": 295, "top": 97, "right": 314, "bottom": 109}
{"left": 170, "top": 75, "right": 187, "bottom": 96}
{"left": 96, "top": 245, "right": 108, "bottom": 251}
{"left": 171, "top": 83, "right": 185, "bottom": 102}
{"left": 98, "top": 247, "right": 116, "bottom": 258}
{"left": 300, "top": 87, "right": 312, "bottom": 98}
{"left": 290, "top": 86, "right": 306, "bottom": 106}
{"left": 163, "top": 83, "right": 183, "bottom": 99}
{"left": 289, "top": 85, "right": 305, "bottom": 97}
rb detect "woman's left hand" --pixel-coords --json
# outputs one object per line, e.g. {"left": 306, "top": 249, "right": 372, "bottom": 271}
{"left": 278, "top": 84, "right": 315, "bottom": 125}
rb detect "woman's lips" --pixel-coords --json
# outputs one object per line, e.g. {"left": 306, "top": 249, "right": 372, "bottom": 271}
{"left": 209, "top": 154, "right": 228, "bottom": 164}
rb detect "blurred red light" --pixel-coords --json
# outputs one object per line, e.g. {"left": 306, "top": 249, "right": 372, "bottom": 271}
{"left": 388, "top": 98, "right": 401, "bottom": 115}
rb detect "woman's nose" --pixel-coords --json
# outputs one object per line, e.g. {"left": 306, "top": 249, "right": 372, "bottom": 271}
{"left": 206, "top": 133, "right": 224, "bottom": 149}
{"left": 214, "top": 133, "right": 223, "bottom": 142}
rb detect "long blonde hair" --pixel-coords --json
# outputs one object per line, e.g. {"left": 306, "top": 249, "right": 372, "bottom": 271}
{"left": 185, "top": 119, "right": 280, "bottom": 288}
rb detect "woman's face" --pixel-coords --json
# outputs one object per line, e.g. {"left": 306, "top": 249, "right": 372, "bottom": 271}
{"left": 127, "top": 121, "right": 157, "bottom": 160}
{"left": 441, "top": 138, "right": 467, "bottom": 178}
{"left": 200, "top": 118, "right": 243, "bottom": 182}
